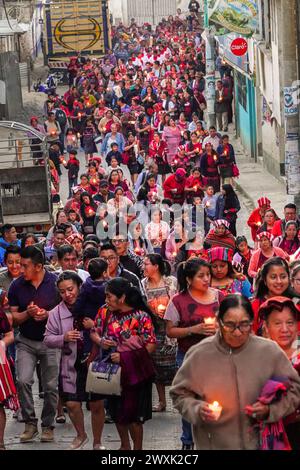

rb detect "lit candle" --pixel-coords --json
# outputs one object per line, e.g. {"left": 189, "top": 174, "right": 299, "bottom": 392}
{"left": 91, "top": 178, "right": 97, "bottom": 185}
{"left": 77, "top": 132, "right": 81, "bottom": 138}
{"left": 134, "top": 247, "right": 142, "bottom": 255}
{"left": 86, "top": 101, "right": 91, "bottom": 107}
{"left": 204, "top": 317, "right": 215, "bottom": 325}
{"left": 208, "top": 401, "right": 222, "bottom": 421}
{"left": 193, "top": 185, "right": 198, "bottom": 192}
{"left": 256, "top": 221, "right": 262, "bottom": 227}
{"left": 78, "top": 113, "right": 82, "bottom": 118}
{"left": 88, "top": 209, "right": 94, "bottom": 216}
{"left": 72, "top": 136, "right": 76, "bottom": 142}
{"left": 51, "top": 130, "right": 56, "bottom": 136}
{"left": 219, "top": 96, "right": 223, "bottom": 101}
{"left": 206, "top": 201, "right": 211, "bottom": 208}
{"left": 224, "top": 150, "right": 228, "bottom": 156}
{"left": 213, "top": 155, "right": 218, "bottom": 162}
{"left": 157, "top": 304, "right": 166, "bottom": 315}
{"left": 172, "top": 251, "right": 177, "bottom": 257}
{"left": 62, "top": 159, "right": 67, "bottom": 165}
{"left": 174, "top": 159, "right": 178, "bottom": 164}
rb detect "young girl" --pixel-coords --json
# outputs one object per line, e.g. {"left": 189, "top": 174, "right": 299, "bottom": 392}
{"left": 65, "top": 128, "right": 79, "bottom": 153}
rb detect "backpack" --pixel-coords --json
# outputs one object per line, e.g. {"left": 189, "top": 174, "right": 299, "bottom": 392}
{"left": 55, "top": 109, "right": 67, "bottom": 127}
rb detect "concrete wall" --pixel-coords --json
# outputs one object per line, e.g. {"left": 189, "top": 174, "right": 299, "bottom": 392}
{"left": 0, "top": 52, "right": 23, "bottom": 120}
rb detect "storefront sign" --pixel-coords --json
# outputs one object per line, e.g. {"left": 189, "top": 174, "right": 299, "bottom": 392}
{"left": 284, "top": 87, "right": 299, "bottom": 116}
{"left": 230, "top": 38, "right": 248, "bottom": 56}
{"left": 209, "top": 0, "right": 258, "bottom": 37}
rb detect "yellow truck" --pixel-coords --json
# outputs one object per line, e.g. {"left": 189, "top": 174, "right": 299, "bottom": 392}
{"left": 44, "top": 0, "right": 111, "bottom": 69}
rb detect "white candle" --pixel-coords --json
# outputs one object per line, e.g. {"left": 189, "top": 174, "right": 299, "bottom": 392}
{"left": 157, "top": 304, "right": 166, "bottom": 315}
{"left": 208, "top": 401, "right": 222, "bottom": 420}
{"left": 204, "top": 317, "right": 215, "bottom": 325}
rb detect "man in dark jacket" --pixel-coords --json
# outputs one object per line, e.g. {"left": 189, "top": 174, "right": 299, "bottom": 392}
{"left": 215, "top": 80, "right": 231, "bottom": 132}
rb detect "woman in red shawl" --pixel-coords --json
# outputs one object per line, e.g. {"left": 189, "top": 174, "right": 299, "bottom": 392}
{"left": 184, "top": 167, "right": 204, "bottom": 203}
{"left": 204, "top": 219, "right": 236, "bottom": 251}
{"left": 200, "top": 142, "right": 220, "bottom": 193}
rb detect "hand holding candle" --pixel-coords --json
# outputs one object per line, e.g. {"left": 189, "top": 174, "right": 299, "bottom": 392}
{"left": 204, "top": 317, "right": 215, "bottom": 326}
{"left": 199, "top": 401, "right": 222, "bottom": 422}
{"left": 208, "top": 401, "right": 222, "bottom": 421}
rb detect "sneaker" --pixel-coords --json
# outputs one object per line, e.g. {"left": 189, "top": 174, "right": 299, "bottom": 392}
{"left": 182, "top": 443, "right": 194, "bottom": 450}
{"left": 20, "top": 424, "right": 38, "bottom": 443}
{"left": 40, "top": 427, "right": 54, "bottom": 443}
{"left": 104, "top": 414, "right": 114, "bottom": 424}
{"left": 68, "top": 435, "right": 89, "bottom": 450}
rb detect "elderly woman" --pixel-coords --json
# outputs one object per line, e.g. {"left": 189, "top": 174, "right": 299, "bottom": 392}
{"left": 248, "top": 231, "right": 289, "bottom": 279}
{"left": 260, "top": 296, "right": 300, "bottom": 449}
{"left": 204, "top": 219, "right": 236, "bottom": 251}
{"left": 170, "top": 294, "right": 300, "bottom": 450}
{"left": 165, "top": 258, "right": 224, "bottom": 450}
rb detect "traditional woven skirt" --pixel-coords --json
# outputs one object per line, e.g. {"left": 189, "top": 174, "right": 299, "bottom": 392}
{"left": 0, "top": 360, "right": 19, "bottom": 411}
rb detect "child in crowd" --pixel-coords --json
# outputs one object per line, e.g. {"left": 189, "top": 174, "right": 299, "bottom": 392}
{"left": 105, "top": 142, "right": 123, "bottom": 166}
{"left": 203, "top": 185, "right": 218, "bottom": 235}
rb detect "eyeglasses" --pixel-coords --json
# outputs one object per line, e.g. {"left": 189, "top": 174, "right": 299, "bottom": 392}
{"left": 101, "top": 256, "right": 118, "bottom": 262}
{"left": 112, "top": 239, "right": 127, "bottom": 244}
{"left": 220, "top": 320, "right": 252, "bottom": 333}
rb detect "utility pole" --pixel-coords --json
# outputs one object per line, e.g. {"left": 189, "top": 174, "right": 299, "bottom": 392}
{"left": 204, "top": 0, "right": 216, "bottom": 128}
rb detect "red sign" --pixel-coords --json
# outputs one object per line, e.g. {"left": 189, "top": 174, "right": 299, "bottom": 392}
{"left": 230, "top": 38, "right": 248, "bottom": 56}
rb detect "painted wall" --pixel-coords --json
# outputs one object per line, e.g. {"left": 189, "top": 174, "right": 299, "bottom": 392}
{"left": 235, "top": 73, "right": 257, "bottom": 158}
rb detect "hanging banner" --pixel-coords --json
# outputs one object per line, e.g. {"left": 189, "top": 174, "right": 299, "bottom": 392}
{"left": 284, "top": 86, "right": 299, "bottom": 117}
{"left": 208, "top": 0, "right": 258, "bottom": 37}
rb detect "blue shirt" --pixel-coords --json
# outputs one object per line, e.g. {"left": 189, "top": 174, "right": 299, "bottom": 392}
{"left": 8, "top": 270, "right": 59, "bottom": 341}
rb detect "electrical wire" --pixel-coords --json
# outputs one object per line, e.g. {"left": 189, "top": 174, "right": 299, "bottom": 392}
{"left": 2, "top": 0, "right": 14, "bottom": 31}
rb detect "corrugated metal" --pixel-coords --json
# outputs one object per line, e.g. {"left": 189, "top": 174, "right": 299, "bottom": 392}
{"left": 19, "top": 63, "right": 28, "bottom": 87}
{"left": 127, "top": 0, "right": 176, "bottom": 25}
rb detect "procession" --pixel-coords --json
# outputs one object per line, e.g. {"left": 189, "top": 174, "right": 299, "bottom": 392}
{"left": 0, "top": 0, "right": 300, "bottom": 454}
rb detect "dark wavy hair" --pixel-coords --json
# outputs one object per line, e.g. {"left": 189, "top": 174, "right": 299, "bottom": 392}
{"left": 105, "top": 277, "right": 157, "bottom": 329}
{"left": 145, "top": 254, "right": 171, "bottom": 277}
{"left": 177, "top": 258, "right": 211, "bottom": 292}
{"left": 254, "top": 257, "right": 292, "bottom": 299}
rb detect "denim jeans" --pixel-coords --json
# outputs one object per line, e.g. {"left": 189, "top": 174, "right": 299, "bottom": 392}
{"left": 15, "top": 334, "right": 59, "bottom": 428}
{"left": 176, "top": 349, "right": 194, "bottom": 446}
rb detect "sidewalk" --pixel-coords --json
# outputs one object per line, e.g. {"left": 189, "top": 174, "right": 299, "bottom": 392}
{"left": 229, "top": 131, "right": 287, "bottom": 217}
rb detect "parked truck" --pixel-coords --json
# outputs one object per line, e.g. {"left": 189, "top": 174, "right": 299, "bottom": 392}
{"left": 43, "top": 0, "right": 111, "bottom": 70}
{"left": 0, "top": 122, "right": 53, "bottom": 235}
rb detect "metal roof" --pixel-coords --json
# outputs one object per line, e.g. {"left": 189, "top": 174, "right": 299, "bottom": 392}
{"left": 0, "top": 121, "right": 46, "bottom": 141}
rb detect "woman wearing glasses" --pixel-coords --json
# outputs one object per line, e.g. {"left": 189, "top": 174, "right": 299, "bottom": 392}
{"left": 259, "top": 297, "right": 300, "bottom": 449}
{"left": 170, "top": 294, "right": 300, "bottom": 450}
{"left": 164, "top": 258, "right": 224, "bottom": 450}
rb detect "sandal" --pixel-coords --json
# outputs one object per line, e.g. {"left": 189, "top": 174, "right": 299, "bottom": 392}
{"left": 152, "top": 402, "right": 166, "bottom": 412}
{"left": 55, "top": 415, "right": 66, "bottom": 424}
{"left": 68, "top": 435, "right": 89, "bottom": 450}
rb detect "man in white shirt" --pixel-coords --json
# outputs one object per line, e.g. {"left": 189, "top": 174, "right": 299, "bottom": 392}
{"left": 202, "top": 126, "right": 222, "bottom": 151}
{"left": 57, "top": 245, "right": 89, "bottom": 282}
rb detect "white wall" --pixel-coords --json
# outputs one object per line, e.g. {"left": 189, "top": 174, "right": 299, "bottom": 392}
{"left": 109, "top": 0, "right": 126, "bottom": 23}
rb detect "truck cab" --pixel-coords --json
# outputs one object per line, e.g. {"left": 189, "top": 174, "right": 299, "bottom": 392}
{"left": 0, "top": 121, "right": 53, "bottom": 235}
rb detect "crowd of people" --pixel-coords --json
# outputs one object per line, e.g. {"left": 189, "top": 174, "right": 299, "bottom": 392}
{"left": 1, "top": 10, "right": 300, "bottom": 452}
